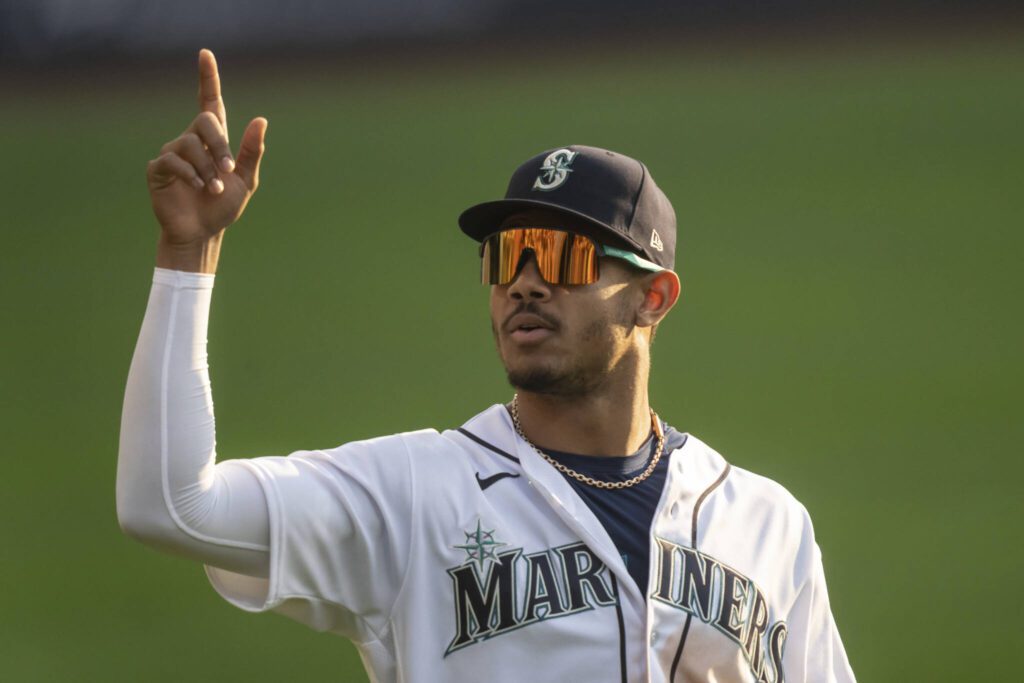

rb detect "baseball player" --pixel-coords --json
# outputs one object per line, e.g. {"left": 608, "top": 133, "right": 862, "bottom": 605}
{"left": 118, "top": 49, "right": 856, "bottom": 682}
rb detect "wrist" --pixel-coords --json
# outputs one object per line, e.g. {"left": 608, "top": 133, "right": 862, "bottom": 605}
{"left": 155, "top": 233, "right": 224, "bottom": 274}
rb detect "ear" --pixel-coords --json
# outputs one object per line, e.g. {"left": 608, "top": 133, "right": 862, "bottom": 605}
{"left": 636, "top": 270, "right": 681, "bottom": 328}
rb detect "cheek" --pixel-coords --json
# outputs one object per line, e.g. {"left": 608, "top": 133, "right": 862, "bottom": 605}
{"left": 489, "top": 289, "right": 512, "bottom": 349}
{"left": 488, "top": 289, "right": 503, "bottom": 323}
{"left": 568, "top": 308, "right": 615, "bottom": 346}
{"left": 573, "top": 299, "right": 635, "bottom": 351}
{"left": 585, "top": 290, "right": 634, "bottom": 330}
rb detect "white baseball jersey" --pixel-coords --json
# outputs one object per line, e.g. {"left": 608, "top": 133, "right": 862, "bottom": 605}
{"left": 118, "top": 269, "right": 855, "bottom": 683}
{"left": 206, "top": 407, "right": 855, "bottom": 682}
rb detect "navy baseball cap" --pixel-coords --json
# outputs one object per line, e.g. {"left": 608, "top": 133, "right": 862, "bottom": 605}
{"left": 459, "top": 145, "right": 676, "bottom": 271}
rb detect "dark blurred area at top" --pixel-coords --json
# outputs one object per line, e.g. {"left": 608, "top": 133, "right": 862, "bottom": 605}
{"left": 1, "top": 0, "right": 1021, "bottom": 68}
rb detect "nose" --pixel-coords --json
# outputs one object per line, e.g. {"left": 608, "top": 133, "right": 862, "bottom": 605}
{"left": 506, "top": 251, "right": 552, "bottom": 301}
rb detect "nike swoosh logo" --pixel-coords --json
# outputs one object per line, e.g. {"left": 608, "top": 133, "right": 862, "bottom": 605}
{"left": 475, "top": 471, "right": 521, "bottom": 491}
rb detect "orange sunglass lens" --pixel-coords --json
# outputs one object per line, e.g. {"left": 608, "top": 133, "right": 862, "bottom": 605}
{"left": 481, "top": 229, "right": 598, "bottom": 285}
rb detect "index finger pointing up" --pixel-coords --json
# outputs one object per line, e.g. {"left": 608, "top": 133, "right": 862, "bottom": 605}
{"left": 197, "top": 49, "right": 227, "bottom": 136}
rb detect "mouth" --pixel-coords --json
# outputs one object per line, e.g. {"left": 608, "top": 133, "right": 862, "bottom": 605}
{"left": 509, "top": 326, "right": 554, "bottom": 344}
{"left": 504, "top": 311, "right": 558, "bottom": 345}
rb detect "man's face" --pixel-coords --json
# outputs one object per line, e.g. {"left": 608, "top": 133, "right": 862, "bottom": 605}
{"left": 488, "top": 211, "right": 646, "bottom": 397}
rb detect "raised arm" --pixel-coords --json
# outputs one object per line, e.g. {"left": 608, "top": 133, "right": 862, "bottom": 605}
{"left": 117, "top": 49, "right": 270, "bottom": 576}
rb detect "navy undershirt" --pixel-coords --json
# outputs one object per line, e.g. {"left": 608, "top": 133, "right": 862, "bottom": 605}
{"left": 541, "top": 425, "right": 687, "bottom": 596}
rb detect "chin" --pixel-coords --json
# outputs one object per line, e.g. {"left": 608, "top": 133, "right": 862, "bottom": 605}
{"left": 496, "top": 333, "right": 605, "bottom": 396}
{"left": 505, "top": 361, "right": 598, "bottom": 397}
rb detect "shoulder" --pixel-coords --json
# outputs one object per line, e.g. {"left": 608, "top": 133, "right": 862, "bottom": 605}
{"left": 243, "top": 405, "right": 515, "bottom": 492}
{"left": 684, "top": 435, "right": 807, "bottom": 506}
{"left": 684, "top": 434, "right": 817, "bottom": 542}
{"left": 681, "top": 436, "right": 822, "bottom": 594}
{"left": 296, "top": 404, "right": 519, "bottom": 475}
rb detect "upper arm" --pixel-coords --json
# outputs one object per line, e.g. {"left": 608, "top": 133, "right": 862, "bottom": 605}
{"left": 782, "top": 514, "right": 857, "bottom": 682}
{"left": 205, "top": 433, "right": 420, "bottom": 642}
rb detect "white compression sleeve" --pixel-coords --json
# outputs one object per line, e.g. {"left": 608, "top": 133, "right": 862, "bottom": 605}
{"left": 117, "top": 268, "right": 270, "bottom": 577}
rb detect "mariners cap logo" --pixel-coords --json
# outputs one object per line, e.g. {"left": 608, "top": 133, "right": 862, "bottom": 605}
{"left": 532, "top": 149, "right": 578, "bottom": 192}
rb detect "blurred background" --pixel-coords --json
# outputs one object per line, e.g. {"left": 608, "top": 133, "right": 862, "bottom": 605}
{"left": 1, "top": 1, "right": 1021, "bottom": 681}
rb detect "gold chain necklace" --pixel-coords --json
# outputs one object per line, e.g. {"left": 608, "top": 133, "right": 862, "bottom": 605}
{"left": 510, "top": 393, "right": 665, "bottom": 490}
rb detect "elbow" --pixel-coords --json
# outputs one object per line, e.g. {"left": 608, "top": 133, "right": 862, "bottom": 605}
{"left": 116, "top": 488, "right": 162, "bottom": 545}
{"left": 116, "top": 490, "right": 148, "bottom": 541}
{"left": 116, "top": 494, "right": 187, "bottom": 552}
{"left": 115, "top": 460, "right": 174, "bottom": 547}
{"left": 117, "top": 509, "right": 151, "bottom": 545}
{"left": 115, "top": 452, "right": 211, "bottom": 554}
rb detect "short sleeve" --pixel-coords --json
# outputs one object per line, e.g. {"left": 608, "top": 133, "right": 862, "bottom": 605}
{"left": 205, "top": 432, "right": 416, "bottom": 643}
{"left": 782, "top": 540, "right": 857, "bottom": 682}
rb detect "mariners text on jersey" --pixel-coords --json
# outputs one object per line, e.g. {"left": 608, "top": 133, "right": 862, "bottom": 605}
{"left": 652, "top": 538, "right": 787, "bottom": 682}
{"left": 446, "top": 540, "right": 617, "bottom": 654}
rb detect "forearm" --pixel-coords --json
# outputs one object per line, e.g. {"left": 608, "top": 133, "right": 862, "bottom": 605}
{"left": 116, "top": 267, "right": 269, "bottom": 576}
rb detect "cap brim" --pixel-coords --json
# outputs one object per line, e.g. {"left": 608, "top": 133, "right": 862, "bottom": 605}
{"left": 458, "top": 198, "right": 644, "bottom": 254}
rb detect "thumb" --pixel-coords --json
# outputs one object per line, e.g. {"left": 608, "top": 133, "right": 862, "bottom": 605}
{"left": 234, "top": 117, "right": 268, "bottom": 190}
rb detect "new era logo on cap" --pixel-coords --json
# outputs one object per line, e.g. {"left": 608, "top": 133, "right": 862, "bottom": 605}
{"left": 650, "top": 229, "right": 664, "bottom": 252}
{"left": 458, "top": 144, "right": 677, "bottom": 271}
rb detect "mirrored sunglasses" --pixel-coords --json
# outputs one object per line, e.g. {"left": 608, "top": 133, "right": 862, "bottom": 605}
{"left": 480, "top": 228, "right": 662, "bottom": 285}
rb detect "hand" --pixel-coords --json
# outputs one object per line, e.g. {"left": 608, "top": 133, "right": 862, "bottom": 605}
{"left": 147, "top": 49, "right": 267, "bottom": 252}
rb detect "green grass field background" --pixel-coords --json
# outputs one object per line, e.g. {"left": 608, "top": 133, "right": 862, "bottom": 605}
{"left": 1, "top": 34, "right": 1021, "bottom": 681}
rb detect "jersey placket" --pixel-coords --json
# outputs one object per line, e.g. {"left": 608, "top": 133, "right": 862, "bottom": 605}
{"left": 645, "top": 438, "right": 735, "bottom": 682}
{"left": 508, "top": 422, "right": 651, "bottom": 682}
